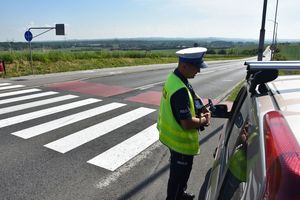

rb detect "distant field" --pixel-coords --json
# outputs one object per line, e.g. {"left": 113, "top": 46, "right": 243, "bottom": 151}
{"left": 274, "top": 44, "right": 300, "bottom": 75}
{"left": 277, "top": 44, "right": 300, "bottom": 60}
{"left": 227, "top": 44, "right": 300, "bottom": 101}
{"left": 0, "top": 49, "right": 247, "bottom": 77}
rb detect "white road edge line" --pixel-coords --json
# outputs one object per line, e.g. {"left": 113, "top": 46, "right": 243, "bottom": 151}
{"left": 134, "top": 81, "right": 165, "bottom": 90}
{"left": 200, "top": 70, "right": 215, "bottom": 75}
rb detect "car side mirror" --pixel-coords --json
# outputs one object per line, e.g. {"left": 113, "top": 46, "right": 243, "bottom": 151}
{"left": 211, "top": 104, "right": 230, "bottom": 118}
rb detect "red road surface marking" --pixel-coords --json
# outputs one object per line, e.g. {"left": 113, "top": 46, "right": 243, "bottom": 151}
{"left": 201, "top": 98, "right": 219, "bottom": 105}
{"left": 48, "top": 81, "right": 132, "bottom": 97}
{"left": 125, "top": 92, "right": 227, "bottom": 108}
{"left": 125, "top": 91, "right": 162, "bottom": 106}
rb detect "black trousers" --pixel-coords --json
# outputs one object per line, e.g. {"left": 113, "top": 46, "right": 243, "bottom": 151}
{"left": 166, "top": 149, "right": 194, "bottom": 200}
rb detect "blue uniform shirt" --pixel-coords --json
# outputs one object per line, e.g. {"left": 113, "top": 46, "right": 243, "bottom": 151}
{"left": 171, "top": 68, "right": 197, "bottom": 124}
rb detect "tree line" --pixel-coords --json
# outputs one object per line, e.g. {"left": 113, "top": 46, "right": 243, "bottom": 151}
{"left": 0, "top": 38, "right": 258, "bottom": 54}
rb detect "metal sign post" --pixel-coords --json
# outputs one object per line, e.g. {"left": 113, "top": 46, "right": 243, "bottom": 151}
{"left": 24, "top": 30, "right": 34, "bottom": 74}
{"left": 24, "top": 24, "right": 65, "bottom": 74}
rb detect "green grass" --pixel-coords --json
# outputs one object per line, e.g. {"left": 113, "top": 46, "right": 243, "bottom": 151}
{"left": 278, "top": 44, "right": 300, "bottom": 60}
{"left": 274, "top": 44, "right": 300, "bottom": 75}
{"left": 226, "top": 81, "right": 245, "bottom": 102}
{"left": 0, "top": 50, "right": 248, "bottom": 77}
{"left": 227, "top": 44, "right": 300, "bottom": 101}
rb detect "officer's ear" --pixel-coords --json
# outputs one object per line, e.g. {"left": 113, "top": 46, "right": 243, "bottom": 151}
{"left": 180, "top": 62, "right": 189, "bottom": 70}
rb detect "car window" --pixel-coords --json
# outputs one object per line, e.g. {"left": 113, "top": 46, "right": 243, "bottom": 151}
{"left": 217, "top": 86, "right": 248, "bottom": 180}
{"left": 229, "top": 85, "right": 246, "bottom": 117}
{"left": 216, "top": 87, "right": 251, "bottom": 200}
{"left": 226, "top": 100, "right": 250, "bottom": 157}
{"left": 225, "top": 86, "right": 249, "bottom": 157}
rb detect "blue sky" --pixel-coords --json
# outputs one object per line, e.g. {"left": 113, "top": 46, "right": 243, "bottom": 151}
{"left": 1, "top": 0, "right": 299, "bottom": 42}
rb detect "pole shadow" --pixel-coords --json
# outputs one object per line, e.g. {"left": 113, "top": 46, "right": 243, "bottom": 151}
{"left": 199, "top": 124, "right": 224, "bottom": 145}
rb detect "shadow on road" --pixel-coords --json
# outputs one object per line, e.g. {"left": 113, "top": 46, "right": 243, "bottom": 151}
{"left": 117, "top": 124, "right": 224, "bottom": 200}
{"left": 199, "top": 124, "right": 224, "bottom": 145}
{"left": 117, "top": 164, "right": 169, "bottom": 200}
{"left": 198, "top": 168, "right": 212, "bottom": 200}
{"left": 197, "top": 125, "right": 223, "bottom": 200}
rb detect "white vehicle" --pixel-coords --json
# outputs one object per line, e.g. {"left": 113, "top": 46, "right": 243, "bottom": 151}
{"left": 205, "top": 61, "right": 300, "bottom": 200}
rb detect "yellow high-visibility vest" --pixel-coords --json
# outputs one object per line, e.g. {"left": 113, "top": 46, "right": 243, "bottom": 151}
{"left": 157, "top": 72, "right": 199, "bottom": 155}
{"left": 228, "top": 131, "right": 258, "bottom": 182}
{"left": 229, "top": 148, "right": 247, "bottom": 182}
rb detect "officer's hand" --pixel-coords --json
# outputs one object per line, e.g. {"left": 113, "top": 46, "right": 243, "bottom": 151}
{"left": 203, "top": 112, "right": 211, "bottom": 126}
{"left": 202, "top": 106, "right": 210, "bottom": 113}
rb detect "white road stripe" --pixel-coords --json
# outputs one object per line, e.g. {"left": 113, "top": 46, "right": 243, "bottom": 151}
{"left": 0, "top": 91, "right": 58, "bottom": 105}
{"left": 0, "top": 98, "right": 100, "bottom": 128}
{"left": 134, "top": 81, "right": 165, "bottom": 90}
{"left": 87, "top": 123, "right": 158, "bottom": 171}
{"left": 217, "top": 67, "right": 229, "bottom": 71}
{"left": 44, "top": 107, "right": 156, "bottom": 153}
{"left": 0, "top": 83, "right": 12, "bottom": 86}
{"left": 12, "top": 102, "right": 125, "bottom": 139}
{"left": 200, "top": 70, "right": 215, "bottom": 75}
{"left": 0, "top": 85, "right": 25, "bottom": 90}
{"left": 0, "top": 94, "right": 77, "bottom": 114}
{"left": 0, "top": 89, "right": 41, "bottom": 98}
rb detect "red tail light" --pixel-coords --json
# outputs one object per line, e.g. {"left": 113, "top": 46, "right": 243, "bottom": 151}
{"left": 263, "top": 111, "right": 300, "bottom": 200}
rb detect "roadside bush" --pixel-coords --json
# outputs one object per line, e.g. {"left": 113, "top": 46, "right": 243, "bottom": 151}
{"left": 218, "top": 49, "right": 227, "bottom": 54}
{"left": 0, "top": 53, "right": 15, "bottom": 63}
{"left": 32, "top": 53, "right": 49, "bottom": 63}
{"left": 48, "top": 51, "right": 68, "bottom": 62}
{"left": 273, "top": 53, "right": 287, "bottom": 61}
{"left": 73, "top": 52, "right": 98, "bottom": 60}
{"left": 207, "top": 49, "right": 216, "bottom": 54}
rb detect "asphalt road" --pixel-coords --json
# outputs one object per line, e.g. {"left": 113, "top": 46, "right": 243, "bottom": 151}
{"left": 0, "top": 58, "right": 252, "bottom": 200}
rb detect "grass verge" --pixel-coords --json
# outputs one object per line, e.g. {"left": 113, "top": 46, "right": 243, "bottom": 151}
{"left": 0, "top": 50, "right": 248, "bottom": 78}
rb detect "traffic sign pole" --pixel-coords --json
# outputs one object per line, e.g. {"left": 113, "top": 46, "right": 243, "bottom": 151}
{"left": 24, "top": 24, "right": 65, "bottom": 75}
{"left": 29, "top": 41, "right": 33, "bottom": 74}
{"left": 24, "top": 31, "right": 34, "bottom": 74}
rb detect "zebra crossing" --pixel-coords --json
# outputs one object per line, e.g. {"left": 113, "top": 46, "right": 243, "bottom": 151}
{"left": 0, "top": 82, "right": 159, "bottom": 172}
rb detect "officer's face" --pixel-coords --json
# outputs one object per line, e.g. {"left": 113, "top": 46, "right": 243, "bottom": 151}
{"left": 185, "top": 63, "right": 200, "bottom": 78}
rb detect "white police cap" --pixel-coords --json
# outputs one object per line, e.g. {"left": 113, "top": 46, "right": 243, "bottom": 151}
{"left": 176, "top": 47, "right": 208, "bottom": 68}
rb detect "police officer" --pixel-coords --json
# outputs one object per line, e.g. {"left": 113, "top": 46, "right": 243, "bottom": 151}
{"left": 157, "top": 47, "right": 211, "bottom": 200}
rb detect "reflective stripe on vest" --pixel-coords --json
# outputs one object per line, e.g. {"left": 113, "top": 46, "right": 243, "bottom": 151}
{"left": 157, "top": 72, "right": 199, "bottom": 155}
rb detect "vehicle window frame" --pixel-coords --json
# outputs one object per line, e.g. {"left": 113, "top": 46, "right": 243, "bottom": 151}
{"left": 224, "top": 85, "right": 248, "bottom": 149}
{"left": 216, "top": 85, "right": 251, "bottom": 199}
{"left": 225, "top": 98, "right": 250, "bottom": 158}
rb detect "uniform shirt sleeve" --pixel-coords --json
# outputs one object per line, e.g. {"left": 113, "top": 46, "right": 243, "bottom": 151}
{"left": 170, "top": 88, "right": 192, "bottom": 124}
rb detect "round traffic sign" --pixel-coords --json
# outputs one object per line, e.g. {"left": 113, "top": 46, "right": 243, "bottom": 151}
{"left": 24, "top": 31, "right": 33, "bottom": 42}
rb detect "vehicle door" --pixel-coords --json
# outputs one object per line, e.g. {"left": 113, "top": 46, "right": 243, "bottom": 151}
{"left": 216, "top": 85, "right": 252, "bottom": 199}
{"left": 206, "top": 85, "right": 249, "bottom": 200}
